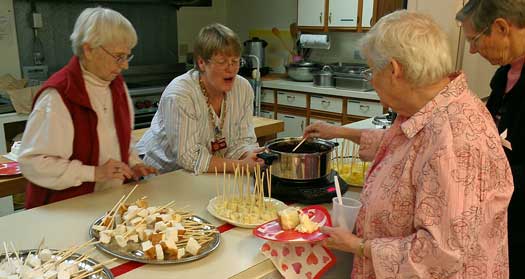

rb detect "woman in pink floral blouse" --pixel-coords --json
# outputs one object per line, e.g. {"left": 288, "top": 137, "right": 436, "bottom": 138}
{"left": 304, "top": 10, "right": 513, "bottom": 278}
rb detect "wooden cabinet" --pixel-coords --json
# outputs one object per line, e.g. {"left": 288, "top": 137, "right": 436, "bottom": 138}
{"left": 297, "top": 0, "right": 326, "bottom": 27}
{"left": 262, "top": 87, "right": 384, "bottom": 136}
{"left": 298, "top": 0, "right": 404, "bottom": 32}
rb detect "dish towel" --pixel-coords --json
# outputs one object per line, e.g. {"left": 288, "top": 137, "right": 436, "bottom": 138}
{"left": 261, "top": 241, "right": 336, "bottom": 279}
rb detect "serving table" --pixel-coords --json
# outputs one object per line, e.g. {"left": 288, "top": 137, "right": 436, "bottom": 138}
{"left": 0, "top": 169, "right": 357, "bottom": 278}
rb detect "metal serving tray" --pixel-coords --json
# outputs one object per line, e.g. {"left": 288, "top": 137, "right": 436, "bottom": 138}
{"left": 0, "top": 249, "right": 114, "bottom": 279}
{"left": 89, "top": 215, "right": 220, "bottom": 264}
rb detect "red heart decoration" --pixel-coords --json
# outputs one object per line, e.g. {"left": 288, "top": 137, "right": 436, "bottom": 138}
{"left": 295, "top": 246, "right": 305, "bottom": 256}
{"left": 323, "top": 256, "right": 330, "bottom": 263}
{"left": 282, "top": 247, "right": 290, "bottom": 257}
{"left": 306, "top": 272, "right": 313, "bottom": 279}
{"left": 306, "top": 252, "right": 319, "bottom": 265}
{"left": 271, "top": 249, "right": 278, "bottom": 257}
{"left": 261, "top": 243, "right": 271, "bottom": 252}
{"left": 292, "top": 262, "right": 302, "bottom": 274}
{"left": 281, "top": 263, "right": 288, "bottom": 272}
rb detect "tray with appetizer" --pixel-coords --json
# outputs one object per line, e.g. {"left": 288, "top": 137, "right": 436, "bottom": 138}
{"left": 253, "top": 205, "right": 331, "bottom": 243}
{"left": 89, "top": 186, "right": 220, "bottom": 264}
{"left": 0, "top": 240, "right": 114, "bottom": 279}
{"left": 207, "top": 164, "right": 287, "bottom": 228}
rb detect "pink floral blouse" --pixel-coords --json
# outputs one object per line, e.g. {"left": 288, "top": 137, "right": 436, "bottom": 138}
{"left": 353, "top": 73, "right": 513, "bottom": 278}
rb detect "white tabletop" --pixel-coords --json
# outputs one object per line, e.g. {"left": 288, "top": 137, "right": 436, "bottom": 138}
{"left": 0, "top": 169, "right": 361, "bottom": 278}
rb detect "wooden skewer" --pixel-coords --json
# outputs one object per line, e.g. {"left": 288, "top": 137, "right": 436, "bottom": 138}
{"left": 292, "top": 137, "right": 307, "bottom": 152}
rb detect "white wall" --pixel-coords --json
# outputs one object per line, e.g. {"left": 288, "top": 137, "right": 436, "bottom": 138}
{"left": 0, "top": 0, "right": 21, "bottom": 78}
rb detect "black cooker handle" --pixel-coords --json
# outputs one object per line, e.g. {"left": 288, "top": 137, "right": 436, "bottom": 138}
{"left": 257, "top": 152, "right": 278, "bottom": 165}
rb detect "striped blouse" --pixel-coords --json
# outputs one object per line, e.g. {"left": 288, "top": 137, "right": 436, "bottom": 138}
{"left": 136, "top": 70, "right": 259, "bottom": 174}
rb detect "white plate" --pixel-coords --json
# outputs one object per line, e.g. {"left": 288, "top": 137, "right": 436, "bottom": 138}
{"left": 207, "top": 196, "right": 288, "bottom": 228}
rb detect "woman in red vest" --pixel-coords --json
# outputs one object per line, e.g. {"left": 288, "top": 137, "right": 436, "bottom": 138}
{"left": 18, "top": 7, "right": 157, "bottom": 209}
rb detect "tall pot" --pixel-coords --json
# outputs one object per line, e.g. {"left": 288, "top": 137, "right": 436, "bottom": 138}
{"left": 257, "top": 137, "right": 336, "bottom": 180}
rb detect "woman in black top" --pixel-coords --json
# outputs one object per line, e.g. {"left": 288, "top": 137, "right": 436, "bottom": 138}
{"left": 457, "top": 0, "right": 525, "bottom": 277}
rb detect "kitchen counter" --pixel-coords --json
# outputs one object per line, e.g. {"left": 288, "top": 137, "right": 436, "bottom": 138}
{"left": 262, "top": 79, "right": 380, "bottom": 100}
{"left": 0, "top": 168, "right": 360, "bottom": 278}
{"left": 0, "top": 117, "right": 284, "bottom": 199}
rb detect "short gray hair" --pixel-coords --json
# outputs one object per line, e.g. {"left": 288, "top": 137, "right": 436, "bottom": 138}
{"left": 359, "top": 10, "right": 453, "bottom": 87}
{"left": 193, "top": 23, "right": 241, "bottom": 71}
{"left": 70, "top": 7, "right": 137, "bottom": 57}
{"left": 456, "top": 0, "right": 525, "bottom": 33}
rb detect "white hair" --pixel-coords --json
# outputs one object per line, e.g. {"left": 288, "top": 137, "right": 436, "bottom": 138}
{"left": 359, "top": 10, "right": 453, "bottom": 87}
{"left": 70, "top": 7, "right": 137, "bottom": 56}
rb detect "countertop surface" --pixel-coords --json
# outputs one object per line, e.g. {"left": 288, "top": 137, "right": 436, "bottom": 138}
{"left": 262, "top": 78, "right": 380, "bottom": 101}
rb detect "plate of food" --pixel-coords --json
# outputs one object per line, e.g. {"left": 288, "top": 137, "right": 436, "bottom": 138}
{"left": 89, "top": 194, "right": 220, "bottom": 264}
{"left": 253, "top": 205, "right": 332, "bottom": 243}
{"left": 207, "top": 195, "right": 288, "bottom": 229}
{"left": 0, "top": 162, "right": 21, "bottom": 176}
{"left": 0, "top": 242, "right": 114, "bottom": 278}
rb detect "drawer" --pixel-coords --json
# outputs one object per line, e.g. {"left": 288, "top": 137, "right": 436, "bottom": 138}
{"left": 260, "top": 110, "right": 274, "bottom": 119}
{"left": 277, "top": 91, "right": 307, "bottom": 108}
{"left": 310, "top": 117, "right": 341, "bottom": 126}
{"left": 347, "top": 100, "right": 383, "bottom": 118}
{"left": 261, "top": 88, "right": 274, "bottom": 104}
{"left": 310, "top": 95, "right": 343, "bottom": 113}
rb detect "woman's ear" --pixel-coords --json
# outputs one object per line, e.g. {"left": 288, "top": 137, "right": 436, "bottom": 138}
{"left": 390, "top": 58, "right": 403, "bottom": 80}
{"left": 197, "top": 57, "right": 206, "bottom": 72}
{"left": 493, "top": 18, "right": 510, "bottom": 36}
{"left": 82, "top": 43, "right": 94, "bottom": 61}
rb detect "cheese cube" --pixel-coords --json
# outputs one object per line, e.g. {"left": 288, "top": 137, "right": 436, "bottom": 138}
{"left": 185, "top": 237, "right": 201, "bottom": 256}
{"left": 176, "top": 248, "right": 185, "bottom": 259}
{"left": 155, "top": 244, "right": 164, "bottom": 261}
{"left": 99, "top": 230, "right": 112, "bottom": 244}
{"left": 278, "top": 207, "right": 300, "bottom": 230}
{"left": 115, "top": 234, "right": 128, "bottom": 248}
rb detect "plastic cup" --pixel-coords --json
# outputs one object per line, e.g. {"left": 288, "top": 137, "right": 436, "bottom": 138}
{"left": 332, "top": 197, "right": 362, "bottom": 232}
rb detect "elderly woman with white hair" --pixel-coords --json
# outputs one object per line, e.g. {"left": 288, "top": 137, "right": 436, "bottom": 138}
{"left": 18, "top": 7, "right": 157, "bottom": 209}
{"left": 303, "top": 10, "right": 513, "bottom": 278}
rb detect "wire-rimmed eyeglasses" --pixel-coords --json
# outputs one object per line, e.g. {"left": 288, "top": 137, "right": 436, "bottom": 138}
{"left": 207, "top": 57, "right": 241, "bottom": 69}
{"left": 100, "top": 46, "right": 134, "bottom": 64}
{"left": 466, "top": 25, "right": 489, "bottom": 48}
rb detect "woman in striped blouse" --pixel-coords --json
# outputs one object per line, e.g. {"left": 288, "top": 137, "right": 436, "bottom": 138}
{"left": 137, "top": 23, "right": 264, "bottom": 174}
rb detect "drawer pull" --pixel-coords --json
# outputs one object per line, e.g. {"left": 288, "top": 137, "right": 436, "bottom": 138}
{"left": 359, "top": 104, "right": 370, "bottom": 112}
{"left": 286, "top": 95, "right": 296, "bottom": 102}
{"left": 321, "top": 100, "right": 331, "bottom": 107}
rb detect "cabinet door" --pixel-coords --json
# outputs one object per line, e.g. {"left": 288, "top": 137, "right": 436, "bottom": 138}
{"left": 362, "top": 0, "right": 375, "bottom": 28}
{"left": 328, "top": 0, "right": 358, "bottom": 27}
{"left": 298, "top": 0, "right": 325, "bottom": 27}
{"left": 277, "top": 113, "right": 306, "bottom": 138}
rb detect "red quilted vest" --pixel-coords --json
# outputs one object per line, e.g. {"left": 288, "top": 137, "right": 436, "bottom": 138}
{"left": 25, "top": 56, "right": 131, "bottom": 209}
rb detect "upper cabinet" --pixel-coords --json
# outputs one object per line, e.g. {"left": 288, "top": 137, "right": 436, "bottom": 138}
{"left": 297, "top": 0, "right": 404, "bottom": 32}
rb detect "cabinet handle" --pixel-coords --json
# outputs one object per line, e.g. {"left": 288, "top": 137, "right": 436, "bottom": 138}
{"left": 301, "top": 120, "right": 304, "bottom": 131}
{"left": 284, "top": 115, "right": 295, "bottom": 119}
{"left": 329, "top": 12, "right": 332, "bottom": 24}
{"left": 360, "top": 104, "right": 370, "bottom": 112}
{"left": 286, "top": 95, "right": 296, "bottom": 102}
{"left": 321, "top": 100, "right": 331, "bottom": 107}
{"left": 320, "top": 12, "right": 323, "bottom": 24}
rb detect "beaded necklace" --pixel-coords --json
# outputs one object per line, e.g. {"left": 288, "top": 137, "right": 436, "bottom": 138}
{"left": 199, "top": 76, "right": 227, "bottom": 142}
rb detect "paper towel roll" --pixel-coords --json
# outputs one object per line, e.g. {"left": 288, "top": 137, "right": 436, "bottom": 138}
{"left": 299, "top": 34, "right": 330, "bottom": 49}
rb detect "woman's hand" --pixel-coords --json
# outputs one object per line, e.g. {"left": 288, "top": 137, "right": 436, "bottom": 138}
{"left": 321, "top": 226, "right": 362, "bottom": 254}
{"left": 303, "top": 121, "right": 340, "bottom": 140}
{"left": 131, "top": 163, "right": 159, "bottom": 180}
{"left": 94, "top": 159, "right": 133, "bottom": 181}
{"left": 240, "top": 147, "right": 266, "bottom": 170}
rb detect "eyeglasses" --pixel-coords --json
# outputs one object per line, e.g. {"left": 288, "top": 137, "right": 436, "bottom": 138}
{"left": 100, "top": 46, "right": 134, "bottom": 64}
{"left": 208, "top": 57, "right": 241, "bottom": 69}
{"left": 466, "top": 25, "right": 489, "bottom": 48}
{"left": 363, "top": 68, "right": 373, "bottom": 81}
